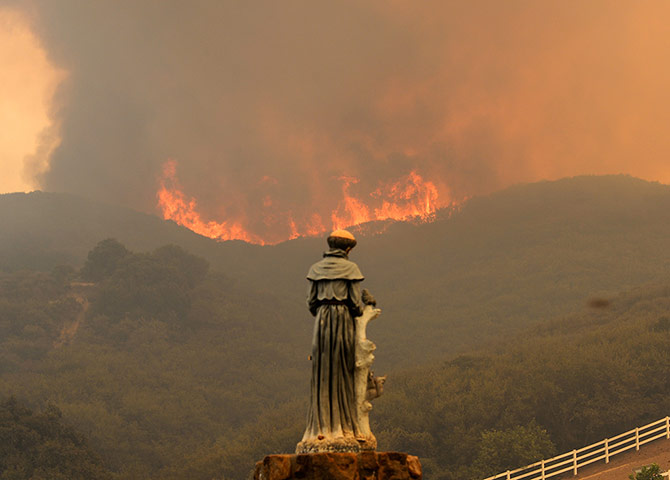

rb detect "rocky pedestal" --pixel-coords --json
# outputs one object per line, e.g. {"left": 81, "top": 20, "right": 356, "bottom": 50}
{"left": 253, "top": 452, "right": 422, "bottom": 480}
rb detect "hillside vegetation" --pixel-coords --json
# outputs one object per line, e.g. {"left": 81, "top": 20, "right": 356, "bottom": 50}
{"left": 372, "top": 283, "right": 670, "bottom": 479}
{"left": 2, "top": 240, "right": 670, "bottom": 479}
{"left": 178, "top": 280, "right": 670, "bottom": 480}
{"left": 0, "top": 397, "right": 112, "bottom": 479}
{"left": 3, "top": 176, "right": 670, "bottom": 479}
{"left": 0, "top": 242, "right": 308, "bottom": 479}
{"left": 4, "top": 175, "right": 670, "bottom": 368}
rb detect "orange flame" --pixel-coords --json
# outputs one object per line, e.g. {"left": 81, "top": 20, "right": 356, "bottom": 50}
{"left": 374, "top": 171, "right": 440, "bottom": 219}
{"left": 157, "top": 160, "right": 265, "bottom": 244}
{"left": 331, "top": 176, "right": 372, "bottom": 230}
{"left": 157, "top": 160, "right": 452, "bottom": 244}
{"left": 331, "top": 171, "right": 445, "bottom": 230}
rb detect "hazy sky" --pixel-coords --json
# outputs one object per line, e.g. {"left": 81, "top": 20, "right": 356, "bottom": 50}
{"left": 3, "top": 1, "right": 670, "bottom": 243}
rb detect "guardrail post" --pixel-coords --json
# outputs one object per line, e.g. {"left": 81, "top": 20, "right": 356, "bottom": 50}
{"left": 636, "top": 427, "right": 640, "bottom": 451}
{"left": 605, "top": 438, "right": 609, "bottom": 464}
{"left": 541, "top": 459, "right": 546, "bottom": 480}
{"left": 506, "top": 470, "right": 510, "bottom": 480}
{"left": 573, "top": 449, "right": 577, "bottom": 475}
{"left": 666, "top": 417, "right": 669, "bottom": 439}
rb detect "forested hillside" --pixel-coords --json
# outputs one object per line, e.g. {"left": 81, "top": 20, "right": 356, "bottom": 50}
{"left": 3, "top": 239, "right": 670, "bottom": 479}
{"left": 178, "top": 280, "right": 670, "bottom": 480}
{"left": 372, "top": 283, "right": 670, "bottom": 479}
{"left": 0, "top": 397, "right": 112, "bottom": 479}
{"left": 0, "top": 242, "right": 309, "bottom": 479}
{"left": 4, "top": 176, "right": 670, "bottom": 479}
{"left": 4, "top": 175, "right": 670, "bottom": 368}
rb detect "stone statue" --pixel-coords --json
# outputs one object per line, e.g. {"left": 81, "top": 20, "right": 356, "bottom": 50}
{"left": 296, "top": 230, "right": 384, "bottom": 454}
{"left": 254, "top": 230, "right": 421, "bottom": 479}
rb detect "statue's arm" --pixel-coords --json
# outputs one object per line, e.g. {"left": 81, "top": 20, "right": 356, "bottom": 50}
{"left": 348, "top": 280, "right": 364, "bottom": 317}
{"left": 306, "top": 280, "right": 319, "bottom": 316}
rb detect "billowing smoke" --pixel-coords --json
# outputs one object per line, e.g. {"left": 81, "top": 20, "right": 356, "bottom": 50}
{"left": 11, "top": 0, "right": 670, "bottom": 243}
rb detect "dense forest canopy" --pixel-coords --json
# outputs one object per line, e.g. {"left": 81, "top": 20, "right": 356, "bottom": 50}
{"left": 2, "top": 176, "right": 670, "bottom": 479}
{"left": 0, "top": 242, "right": 309, "bottom": 479}
{"left": 0, "top": 396, "right": 112, "bottom": 479}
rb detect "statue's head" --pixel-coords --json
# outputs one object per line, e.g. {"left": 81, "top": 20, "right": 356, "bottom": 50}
{"left": 327, "top": 229, "right": 357, "bottom": 252}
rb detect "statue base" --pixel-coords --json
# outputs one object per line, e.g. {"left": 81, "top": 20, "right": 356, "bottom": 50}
{"left": 253, "top": 452, "right": 422, "bottom": 480}
{"left": 296, "top": 434, "right": 377, "bottom": 453}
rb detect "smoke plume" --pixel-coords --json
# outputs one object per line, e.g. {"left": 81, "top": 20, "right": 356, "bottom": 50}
{"left": 11, "top": 0, "right": 670, "bottom": 243}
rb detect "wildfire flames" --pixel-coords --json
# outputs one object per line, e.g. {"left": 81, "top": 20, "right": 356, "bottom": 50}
{"left": 157, "top": 160, "right": 451, "bottom": 245}
{"left": 157, "top": 160, "right": 264, "bottom": 244}
{"left": 331, "top": 171, "right": 441, "bottom": 230}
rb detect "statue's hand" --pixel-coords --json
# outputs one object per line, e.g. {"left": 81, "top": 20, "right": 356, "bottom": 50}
{"left": 362, "top": 288, "right": 377, "bottom": 307}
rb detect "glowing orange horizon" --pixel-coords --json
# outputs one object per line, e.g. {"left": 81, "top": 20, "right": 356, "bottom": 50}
{"left": 156, "top": 160, "right": 453, "bottom": 245}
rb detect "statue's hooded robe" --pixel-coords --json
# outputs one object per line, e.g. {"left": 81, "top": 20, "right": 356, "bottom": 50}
{"left": 301, "top": 248, "right": 364, "bottom": 445}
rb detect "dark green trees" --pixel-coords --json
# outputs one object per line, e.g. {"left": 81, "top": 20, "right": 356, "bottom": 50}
{"left": 630, "top": 464, "right": 663, "bottom": 480}
{"left": 89, "top": 241, "right": 209, "bottom": 321}
{"left": 80, "top": 239, "right": 130, "bottom": 282}
{"left": 472, "top": 424, "right": 556, "bottom": 478}
{"left": 0, "top": 397, "right": 112, "bottom": 480}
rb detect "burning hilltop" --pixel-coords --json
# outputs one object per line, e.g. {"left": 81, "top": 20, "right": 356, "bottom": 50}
{"left": 156, "top": 160, "right": 455, "bottom": 245}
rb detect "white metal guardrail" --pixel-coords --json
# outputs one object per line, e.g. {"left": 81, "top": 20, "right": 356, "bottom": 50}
{"left": 482, "top": 416, "right": 670, "bottom": 480}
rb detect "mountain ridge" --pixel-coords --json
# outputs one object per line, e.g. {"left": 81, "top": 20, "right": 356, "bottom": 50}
{"left": 3, "top": 174, "right": 670, "bottom": 368}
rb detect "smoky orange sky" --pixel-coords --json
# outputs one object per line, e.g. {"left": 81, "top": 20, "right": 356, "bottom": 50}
{"left": 0, "top": 6, "right": 62, "bottom": 193}
{"left": 5, "top": 0, "right": 670, "bottom": 243}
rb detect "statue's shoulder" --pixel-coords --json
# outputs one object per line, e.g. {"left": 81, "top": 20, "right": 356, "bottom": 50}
{"left": 307, "top": 256, "right": 364, "bottom": 281}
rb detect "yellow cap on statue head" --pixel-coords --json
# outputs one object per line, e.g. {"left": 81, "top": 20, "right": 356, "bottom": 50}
{"left": 327, "top": 229, "right": 357, "bottom": 250}
{"left": 329, "top": 229, "right": 355, "bottom": 241}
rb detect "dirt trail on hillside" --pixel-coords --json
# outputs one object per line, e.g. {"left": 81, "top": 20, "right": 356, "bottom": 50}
{"left": 54, "top": 292, "right": 89, "bottom": 348}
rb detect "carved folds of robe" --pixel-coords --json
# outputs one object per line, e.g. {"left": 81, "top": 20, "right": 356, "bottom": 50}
{"left": 300, "top": 248, "right": 364, "bottom": 451}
